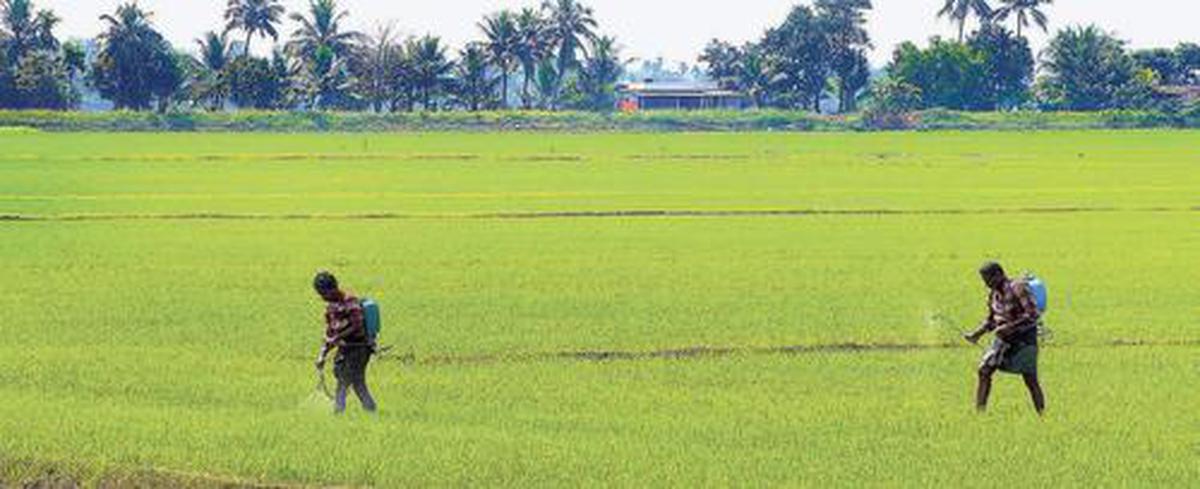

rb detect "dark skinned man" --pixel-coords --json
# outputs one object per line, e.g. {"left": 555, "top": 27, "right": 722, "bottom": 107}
{"left": 963, "top": 262, "right": 1046, "bottom": 415}
{"left": 313, "top": 271, "right": 377, "bottom": 414}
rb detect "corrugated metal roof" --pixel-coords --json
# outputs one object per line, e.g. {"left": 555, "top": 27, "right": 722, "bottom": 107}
{"left": 617, "top": 80, "right": 736, "bottom": 95}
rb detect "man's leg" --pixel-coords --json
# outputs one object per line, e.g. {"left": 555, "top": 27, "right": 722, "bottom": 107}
{"left": 349, "top": 349, "right": 377, "bottom": 412}
{"left": 334, "top": 380, "right": 349, "bottom": 414}
{"left": 976, "top": 365, "right": 996, "bottom": 412}
{"left": 352, "top": 380, "right": 377, "bottom": 412}
{"left": 1022, "top": 372, "right": 1045, "bottom": 415}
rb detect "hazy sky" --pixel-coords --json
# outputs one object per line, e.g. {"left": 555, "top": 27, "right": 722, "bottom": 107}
{"left": 39, "top": 0, "right": 1200, "bottom": 66}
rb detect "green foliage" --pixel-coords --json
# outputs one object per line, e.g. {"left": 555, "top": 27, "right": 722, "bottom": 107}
{"left": 1038, "top": 25, "right": 1143, "bottom": 111}
{"left": 223, "top": 0, "right": 284, "bottom": 56}
{"left": 967, "top": 23, "right": 1033, "bottom": 109}
{"left": 542, "top": 0, "right": 597, "bottom": 106}
{"left": 1131, "top": 44, "right": 1200, "bottom": 86}
{"left": 285, "top": 0, "right": 359, "bottom": 61}
{"left": 762, "top": 5, "right": 829, "bottom": 111}
{"left": 817, "top": 0, "right": 873, "bottom": 113}
{"left": 0, "top": 0, "right": 77, "bottom": 109}
{"left": 514, "top": 8, "right": 549, "bottom": 109}
{"left": 889, "top": 38, "right": 991, "bottom": 110}
{"left": 12, "top": 48, "right": 74, "bottom": 109}
{"left": 407, "top": 35, "right": 453, "bottom": 110}
{"left": 936, "top": 0, "right": 992, "bottom": 42}
{"left": 703, "top": 1, "right": 872, "bottom": 113}
{"left": 991, "top": 0, "right": 1052, "bottom": 39}
{"left": 560, "top": 35, "right": 622, "bottom": 111}
{"left": 450, "top": 43, "right": 499, "bottom": 111}
{"left": 862, "top": 78, "right": 922, "bottom": 129}
{"left": 189, "top": 31, "right": 233, "bottom": 110}
{"left": 91, "top": 3, "right": 182, "bottom": 111}
{"left": 226, "top": 53, "right": 289, "bottom": 109}
{"left": 479, "top": 10, "right": 519, "bottom": 109}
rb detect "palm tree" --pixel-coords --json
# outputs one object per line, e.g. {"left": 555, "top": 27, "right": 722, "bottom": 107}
{"left": 193, "top": 31, "right": 232, "bottom": 110}
{"left": 479, "top": 10, "right": 519, "bottom": 109}
{"left": 937, "top": 0, "right": 992, "bottom": 42}
{"left": 300, "top": 44, "right": 355, "bottom": 110}
{"left": 452, "top": 43, "right": 498, "bottom": 111}
{"left": 287, "top": 0, "right": 361, "bottom": 61}
{"left": 992, "top": 0, "right": 1051, "bottom": 39}
{"left": 29, "top": 9, "right": 56, "bottom": 50}
{"left": 572, "top": 35, "right": 623, "bottom": 110}
{"left": 1, "top": 0, "right": 36, "bottom": 62}
{"left": 514, "top": 7, "right": 548, "bottom": 109}
{"left": 541, "top": 0, "right": 597, "bottom": 104}
{"left": 408, "top": 34, "right": 452, "bottom": 110}
{"left": 358, "top": 25, "right": 402, "bottom": 112}
{"left": 223, "top": 0, "right": 284, "bottom": 57}
{"left": 94, "top": 3, "right": 181, "bottom": 111}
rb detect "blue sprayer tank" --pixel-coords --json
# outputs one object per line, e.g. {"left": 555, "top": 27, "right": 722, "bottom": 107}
{"left": 1025, "top": 275, "right": 1048, "bottom": 314}
{"left": 361, "top": 298, "right": 381, "bottom": 341}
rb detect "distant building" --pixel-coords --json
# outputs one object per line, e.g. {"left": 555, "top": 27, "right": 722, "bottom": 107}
{"left": 1156, "top": 85, "right": 1200, "bottom": 105}
{"left": 616, "top": 80, "right": 749, "bottom": 111}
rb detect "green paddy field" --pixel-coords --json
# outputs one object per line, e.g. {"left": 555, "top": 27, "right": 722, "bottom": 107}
{"left": 1, "top": 131, "right": 1197, "bottom": 486}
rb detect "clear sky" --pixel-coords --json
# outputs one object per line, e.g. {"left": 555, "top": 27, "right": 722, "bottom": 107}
{"left": 39, "top": 0, "right": 1200, "bottom": 66}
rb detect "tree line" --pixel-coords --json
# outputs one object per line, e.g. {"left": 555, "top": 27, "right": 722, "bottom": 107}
{"left": 702, "top": 0, "right": 1200, "bottom": 115}
{"left": 1, "top": 0, "right": 1198, "bottom": 114}
{"left": 0, "top": 0, "right": 623, "bottom": 112}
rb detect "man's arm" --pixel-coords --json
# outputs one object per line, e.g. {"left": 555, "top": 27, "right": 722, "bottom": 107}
{"left": 964, "top": 300, "right": 996, "bottom": 344}
{"left": 964, "top": 320, "right": 993, "bottom": 344}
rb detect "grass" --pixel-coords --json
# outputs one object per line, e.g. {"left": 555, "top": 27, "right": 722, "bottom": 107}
{"left": 0, "top": 130, "right": 1196, "bottom": 486}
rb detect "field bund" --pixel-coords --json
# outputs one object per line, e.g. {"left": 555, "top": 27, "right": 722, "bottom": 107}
{"left": 1, "top": 131, "right": 1197, "bottom": 486}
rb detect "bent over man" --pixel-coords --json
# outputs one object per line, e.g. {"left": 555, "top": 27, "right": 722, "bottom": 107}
{"left": 313, "top": 271, "right": 377, "bottom": 413}
{"left": 963, "top": 262, "right": 1046, "bottom": 415}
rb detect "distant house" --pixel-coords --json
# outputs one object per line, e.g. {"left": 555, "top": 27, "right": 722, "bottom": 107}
{"left": 616, "top": 80, "right": 749, "bottom": 111}
{"left": 1156, "top": 85, "right": 1200, "bottom": 105}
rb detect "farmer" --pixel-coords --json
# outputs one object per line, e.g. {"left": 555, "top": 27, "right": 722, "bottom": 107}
{"left": 962, "top": 262, "right": 1046, "bottom": 415}
{"left": 313, "top": 271, "right": 377, "bottom": 413}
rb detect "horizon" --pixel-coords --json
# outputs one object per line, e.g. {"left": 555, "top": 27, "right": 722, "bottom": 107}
{"left": 36, "top": 0, "right": 1200, "bottom": 68}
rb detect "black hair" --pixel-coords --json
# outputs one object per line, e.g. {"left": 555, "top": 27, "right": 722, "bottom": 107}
{"left": 313, "top": 271, "right": 338, "bottom": 293}
{"left": 979, "top": 261, "right": 1005, "bottom": 279}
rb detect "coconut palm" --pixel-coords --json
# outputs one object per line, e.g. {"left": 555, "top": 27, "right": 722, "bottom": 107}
{"left": 992, "top": 0, "right": 1052, "bottom": 39}
{"left": 452, "top": 43, "right": 498, "bottom": 111}
{"left": 571, "top": 34, "right": 623, "bottom": 110}
{"left": 93, "top": 3, "right": 182, "bottom": 111}
{"left": 357, "top": 24, "right": 403, "bottom": 112}
{"left": 287, "top": 0, "right": 361, "bottom": 61}
{"left": 193, "top": 31, "right": 232, "bottom": 109}
{"left": 223, "top": 0, "right": 284, "bottom": 57}
{"left": 541, "top": 0, "right": 597, "bottom": 102}
{"left": 1, "top": 0, "right": 58, "bottom": 61}
{"left": 937, "top": 0, "right": 992, "bottom": 42}
{"left": 514, "top": 7, "right": 549, "bottom": 108}
{"left": 408, "top": 34, "right": 452, "bottom": 110}
{"left": 479, "top": 10, "right": 519, "bottom": 109}
{"left": 298, "top": 43, "right": 355, "bottom": 110}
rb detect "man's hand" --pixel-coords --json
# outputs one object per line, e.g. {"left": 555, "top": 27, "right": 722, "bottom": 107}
{"left": 963, "top": 332, "right": 981, "bottom": 345}
{"left": 314, "top": 356, "right": 326, "bottom": 371}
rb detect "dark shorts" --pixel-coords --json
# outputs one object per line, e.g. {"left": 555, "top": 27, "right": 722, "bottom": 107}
{"left": 334, "top": 346, "right": 372, "bottom": 384}
{"left": 980, "top": 339, "right": 1038, "bottom": 375}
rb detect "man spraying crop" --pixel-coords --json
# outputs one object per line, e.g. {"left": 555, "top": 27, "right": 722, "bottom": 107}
{"left": 313, "top": 271, "right": 378, "bottom": 413}
{"left": 962, "top": 262, "right": 1046, "bottom": 415}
